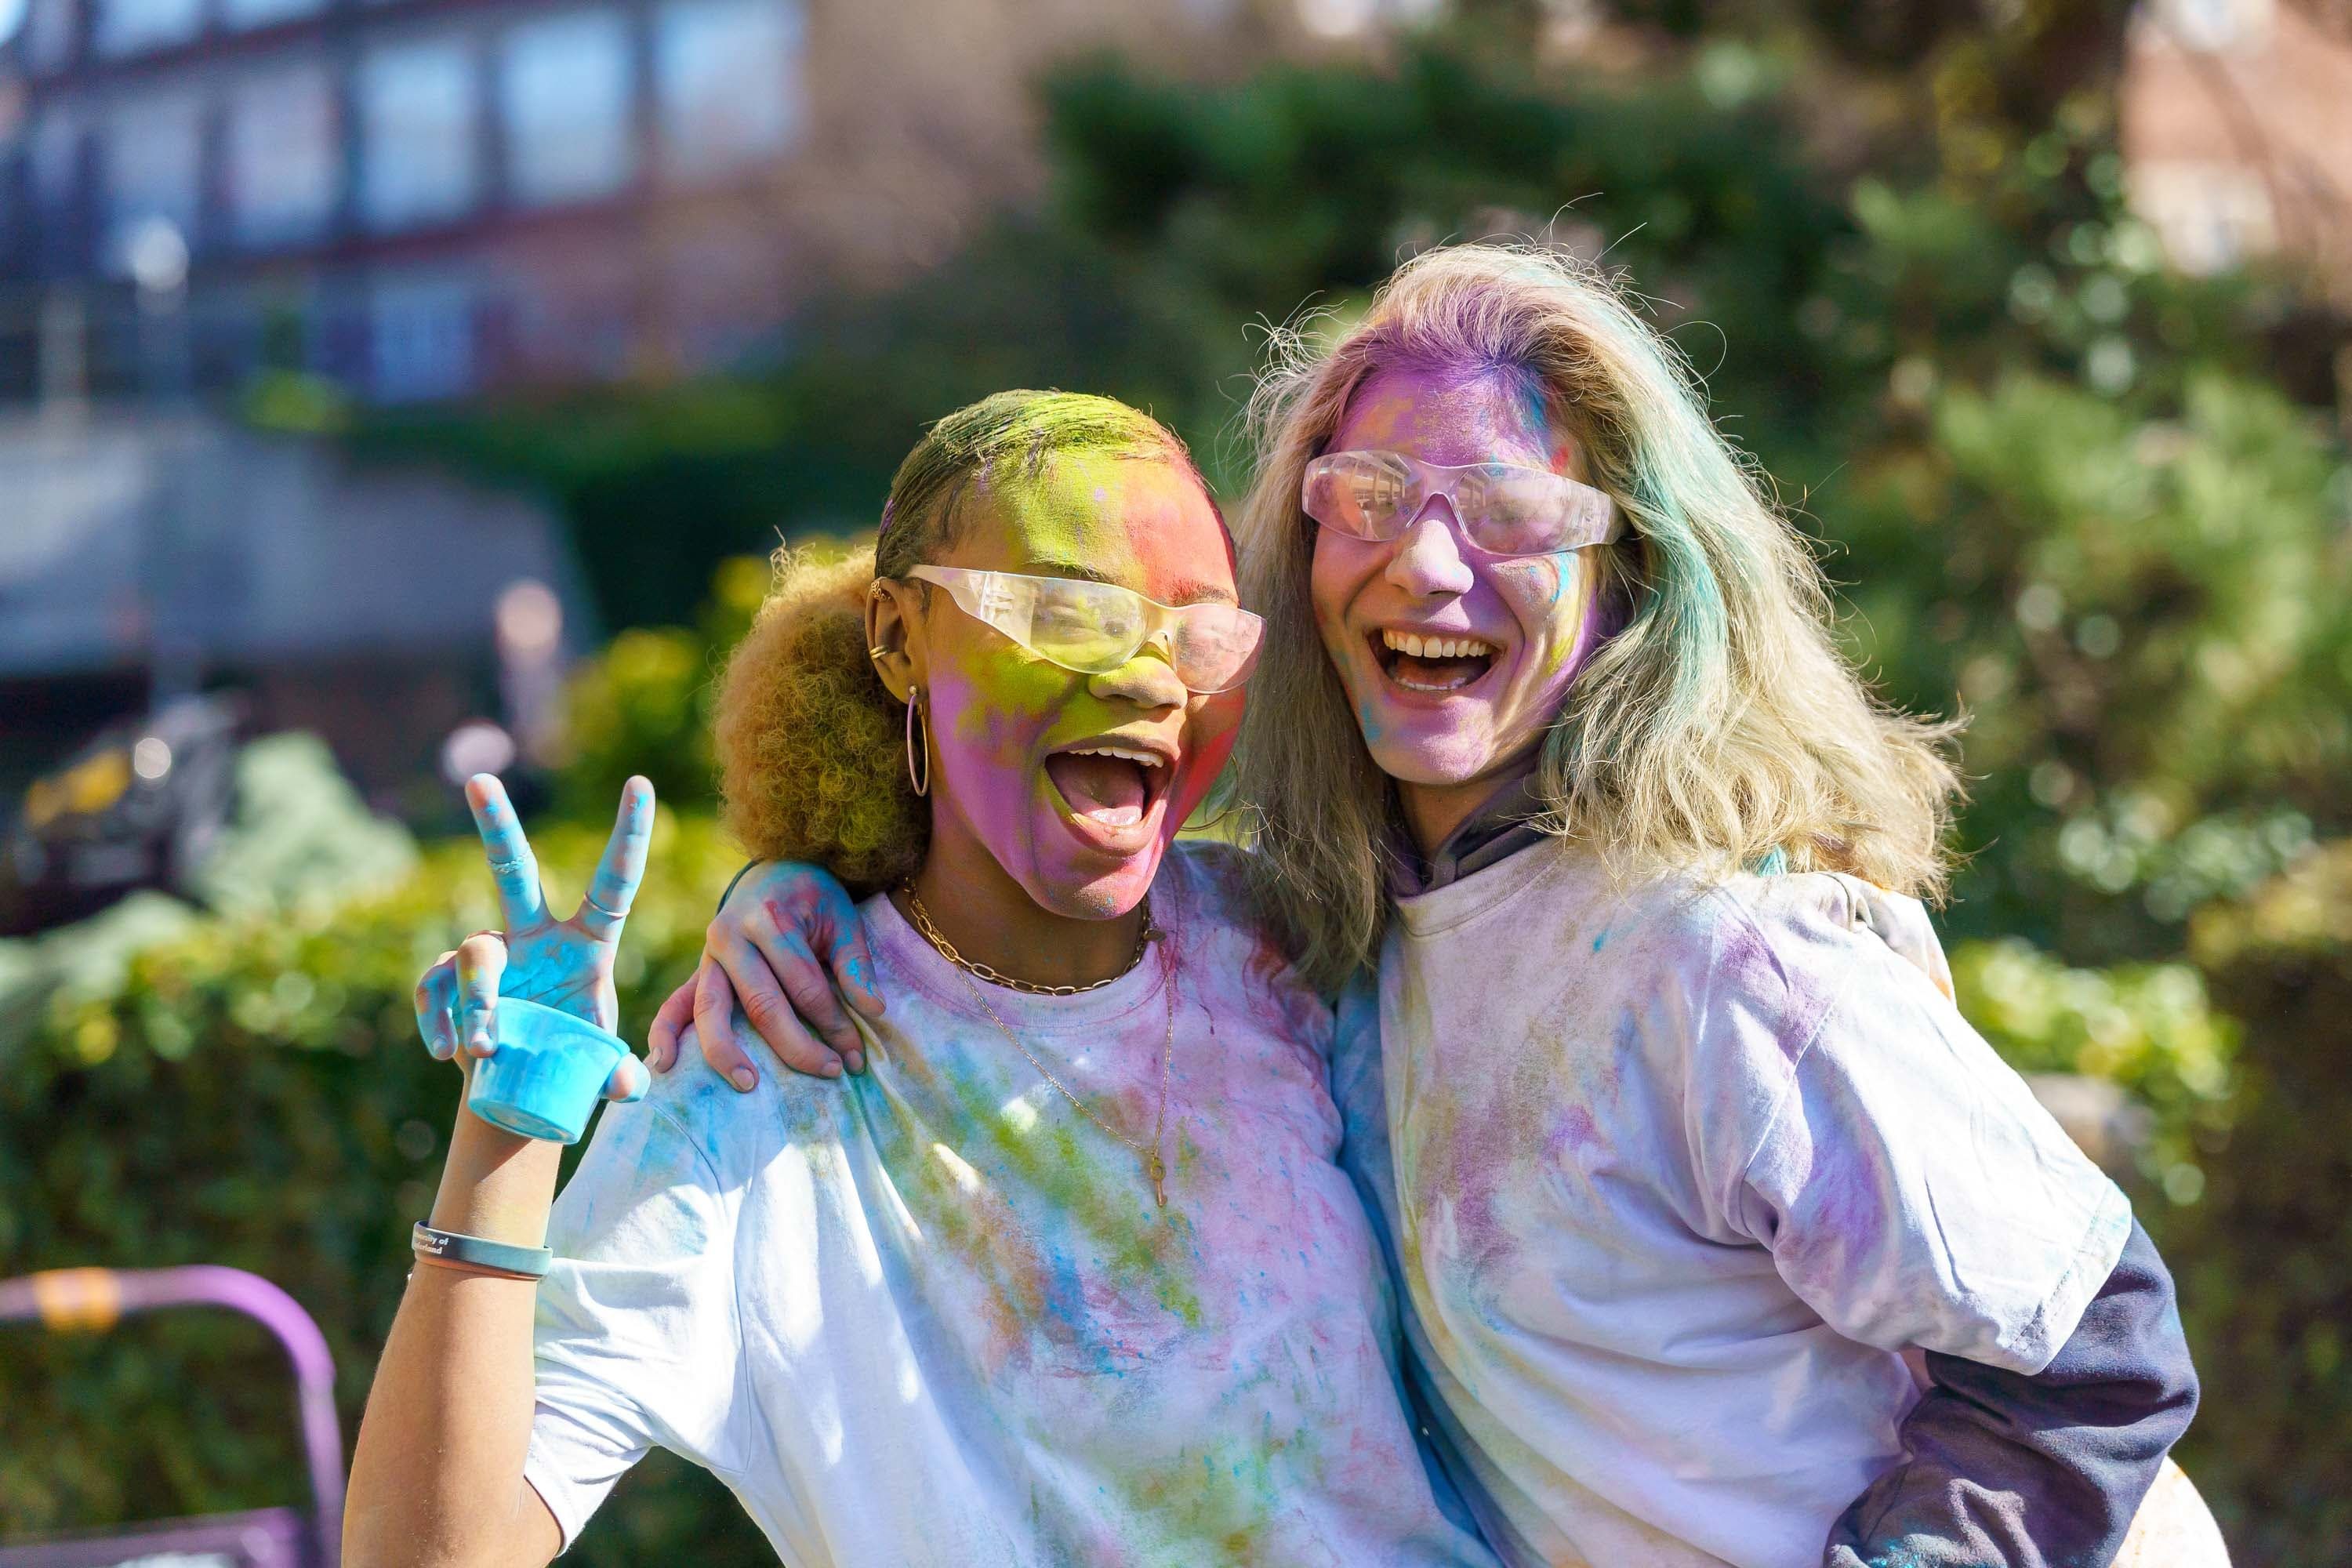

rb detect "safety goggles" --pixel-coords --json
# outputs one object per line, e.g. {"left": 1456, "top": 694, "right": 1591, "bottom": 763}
{"left": 1301, "top": 448, "right": 1624, "bottom": 558}
{"left": 908, "top": 566, "right": 1265, "bottom": 694}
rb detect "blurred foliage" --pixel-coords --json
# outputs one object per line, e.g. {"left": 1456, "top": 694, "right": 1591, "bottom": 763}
{"left": 550, "top": 554, "right": 765, "bottom": 819}
{"left": 2161, "top": 844, "right": 2352, "bottom": 1561}
{"left": 0, "top": 810, "right": 768, "bottom": 1564}
{"left": 1949, "top": 938, "right": 2238, "bottom": 1198}
{"left": 16, "top": 4, "right": 2350, "bottom": 1561}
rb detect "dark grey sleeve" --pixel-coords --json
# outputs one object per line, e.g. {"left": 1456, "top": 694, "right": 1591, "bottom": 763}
{"left": 1824, "top": 1219, "right": 2198, "bottom": 1568}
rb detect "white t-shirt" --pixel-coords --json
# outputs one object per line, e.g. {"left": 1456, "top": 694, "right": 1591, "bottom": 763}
{"left": 524, "top": 842, "right": 1498, "bottom": 1568}
{"left": 1329, "top": 837, "right": 2133, "bottom": 1568}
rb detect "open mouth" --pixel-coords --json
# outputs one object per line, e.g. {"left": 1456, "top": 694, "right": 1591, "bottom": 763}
{"left": 1372, "top": 629, "right": 1497, "bottom": 694}
{"left": 1044, "top": 742, "right": 1171, "bottom": 831}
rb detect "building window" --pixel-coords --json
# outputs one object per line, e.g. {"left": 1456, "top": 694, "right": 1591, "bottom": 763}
{"left": 25, "top": 0, "right": 82, "bottom": 72}
{"left": 227, "top": 67, "right": 339, "bottom": 247}
{"left": 31, "top": 109, "right": 82, "bottom": 208}
{"left": 103, "top": 94, "right": 202, "bottom": 271}
{"left": 500, "top": 10, "right": 633, "bottom": 209}
{"left": 93, "top": 0, "right": 202, "bottom": 57}
{"left": 370, "top": 278, "right": 477, "bottom": 401}
{"left": 655, "top": 0, "right": 803, "bottom": 180}
{"left": 221, "top": 0, "right": 323, "bottom": 33}
{"left": 360, "top": 40, "right": 479, "bottom": 230}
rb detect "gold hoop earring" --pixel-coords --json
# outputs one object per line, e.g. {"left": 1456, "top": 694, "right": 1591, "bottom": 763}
{"left": 906, "top": 688, "right": 931, "bottom": 797}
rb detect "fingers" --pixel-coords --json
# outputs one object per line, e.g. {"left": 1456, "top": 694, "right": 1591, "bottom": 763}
{"left": 454, "top": 932, "right": 508, "bottom": 1058}
{"left": 602, "top": 1053, "right": 650, "bottom": 1104}
{"left": 465, "top": 775, "right": 547, "bottom": 931}
{"left": 647, "top": 971, "right": 699, "bottom": 1073}
{"left": 722, "top": 863, "right": 887, "bottom": 1021}
{"left": 414, "top": 953, "right": 460, "bottom": 1060}
{"left": 691, "top": 954, "right": 760, "bottom": 1094}
{"left": 575, "top": 776, "right": 654, "bottom": 942}
{"left": 713, "top": 918, "right": 847, "bottom": 1081}
{"left": 739, "top": 895, "right": 863, "bottom": 1064}
{"left": 813, "top": 880, "right": 887, "bottom": 1022}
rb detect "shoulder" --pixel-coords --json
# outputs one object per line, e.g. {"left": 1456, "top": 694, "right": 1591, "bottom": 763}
{"left": 633, "top": 1021, "right": 849, "bottom": 1175}
{"left": 1606, "top": 866, "right": 1949, "bottom": 1056}
{"left": 1160, "top": 837, "right": 1264, "bottom": 924}
{"left": 1158, "top": 839, "right": 1298, "bottom": 965}
{"left": 1161, "top": 838, "right": 1336, "bottom": 1047}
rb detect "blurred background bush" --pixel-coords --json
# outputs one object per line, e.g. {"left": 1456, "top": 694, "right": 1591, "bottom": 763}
{"left": 4, "top": 0, "right": 2350, "bottom": 1560}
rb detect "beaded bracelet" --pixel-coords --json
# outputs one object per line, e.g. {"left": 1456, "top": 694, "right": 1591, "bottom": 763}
{"left": 412, "top": 1222, "right": 551, "bottom": 1280}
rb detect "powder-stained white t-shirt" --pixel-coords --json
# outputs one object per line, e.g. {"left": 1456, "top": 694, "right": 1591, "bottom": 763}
{"left": 524, "top": 842, "right": 1499, "bottom": 1568}
{"left": 1330, "top": 837, "right": 2132, "bottom": 1568}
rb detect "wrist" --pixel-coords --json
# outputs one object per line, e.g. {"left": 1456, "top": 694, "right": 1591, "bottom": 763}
{"left": 430, "top": 1104, "right": 564, "bottom": 1245}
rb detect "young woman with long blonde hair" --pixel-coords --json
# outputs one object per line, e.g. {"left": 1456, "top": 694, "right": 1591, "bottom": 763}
{"left": 654, "top": 249, "right": 2216, "bottom": 1567}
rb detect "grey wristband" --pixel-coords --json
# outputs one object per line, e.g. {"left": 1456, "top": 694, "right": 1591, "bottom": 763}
{"left": 412, "top": 1222, "right": 552, "bottom": 1279}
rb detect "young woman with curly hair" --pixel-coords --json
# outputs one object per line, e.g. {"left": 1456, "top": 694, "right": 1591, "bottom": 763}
{"left": 345, "top": 390, "right": 1501, "bottom": 1567}
{"left": 659, "top": 247, "right": 2225, "bottom": 1568}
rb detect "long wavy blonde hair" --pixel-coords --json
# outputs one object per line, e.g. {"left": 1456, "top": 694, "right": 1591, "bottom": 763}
{"left": 1232, "top": 243, "right": 1962, "bottom": 989}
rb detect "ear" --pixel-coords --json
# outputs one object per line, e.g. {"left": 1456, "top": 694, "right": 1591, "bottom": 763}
{"left": 865, "top": 578, "right": 929, "bottom": 702}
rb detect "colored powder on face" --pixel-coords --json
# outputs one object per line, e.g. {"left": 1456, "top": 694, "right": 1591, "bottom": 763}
{"left": 1309, "top": 361, "right": 1616, "bottom": 794}
{"left": 914, "top": 450, "right": 1243, "bottom": 918}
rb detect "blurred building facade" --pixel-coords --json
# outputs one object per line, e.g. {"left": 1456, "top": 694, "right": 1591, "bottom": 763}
{"left": 0, "top": 0, "right": 1296, "bottom": 405}
{"left": 2122, "top": 0, "right": 2352, "bottom": 299}
{"left": 0, "top": 408, "right": 592, "bottom": 809}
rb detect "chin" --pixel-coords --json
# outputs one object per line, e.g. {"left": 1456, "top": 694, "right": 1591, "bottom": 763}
{"left": 1364, "top": 735, "right": 1499, "bottom": 789}
{"left": 1018, "top": 848, "right": 1166, "bottom": 923}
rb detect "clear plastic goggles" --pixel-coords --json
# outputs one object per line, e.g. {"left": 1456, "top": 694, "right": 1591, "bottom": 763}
{"left": 1301, "top": 448, "right": 1624, "bottom": 557}
{"left": 909, "top": 565, "right": 1265, "bottom": 695}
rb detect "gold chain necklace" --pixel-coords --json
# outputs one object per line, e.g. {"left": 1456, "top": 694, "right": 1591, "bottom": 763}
{"left": 902, "top": 886, "right": 1158, "bottom": 996}
{"left": 902, "top": 885, "right": 1177, "bottom": 1209}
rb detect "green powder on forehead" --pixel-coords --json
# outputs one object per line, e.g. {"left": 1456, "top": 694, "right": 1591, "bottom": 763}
{"left": 877, "top": 390, "right": 1203, "bottom": 577}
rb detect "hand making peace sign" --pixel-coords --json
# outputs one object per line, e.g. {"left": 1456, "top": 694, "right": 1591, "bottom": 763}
{"left": 412, "top": 772, "right": 655, "bottom": 1105}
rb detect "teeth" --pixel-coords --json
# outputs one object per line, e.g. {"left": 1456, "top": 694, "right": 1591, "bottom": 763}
{"left": 1069, "top": 745, "right": 1166, "bottom": 768}
{"left": 1381, "top": 630, "right": 1494, "bottom": 660}
{"left": 1393, "top": 666, "right": 1480, "bottom": 691}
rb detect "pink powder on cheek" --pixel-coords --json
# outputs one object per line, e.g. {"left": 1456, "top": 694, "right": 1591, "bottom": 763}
{"left": 1164, "top": 691, "right": 1243, "bottom": 825}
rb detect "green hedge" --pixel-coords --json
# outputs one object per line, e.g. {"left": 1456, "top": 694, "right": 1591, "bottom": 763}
{"left": 0, "top": 812, "right": 763, "bottom": 1563}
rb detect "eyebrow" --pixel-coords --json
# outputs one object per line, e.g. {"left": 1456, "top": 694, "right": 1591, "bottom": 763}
{"left": 1018, "top": 559, "right": 1237, "bottom": 607}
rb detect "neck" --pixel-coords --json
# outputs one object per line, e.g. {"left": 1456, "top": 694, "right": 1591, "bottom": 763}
{"left": 898, "top": 829, "right": 1150, "bottom": 990}
{"left": 1396, "top": 759, "right": 1541, "bottom": 859}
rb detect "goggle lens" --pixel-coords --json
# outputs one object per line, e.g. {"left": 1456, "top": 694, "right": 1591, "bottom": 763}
{"left": 909, "top": 567, "right": 1264, "bottom": 694}
{"left": 1301, "top": 450, "right": 1621, "bottom": 557}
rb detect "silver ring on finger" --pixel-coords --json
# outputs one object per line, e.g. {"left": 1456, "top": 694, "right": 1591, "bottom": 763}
{"left": 582, "top": 891, "right": 629, "bottom": 921}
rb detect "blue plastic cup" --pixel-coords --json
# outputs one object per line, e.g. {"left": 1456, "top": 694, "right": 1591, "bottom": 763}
{"left": 466, "top": 996, "right": 629, "bottom": 1143}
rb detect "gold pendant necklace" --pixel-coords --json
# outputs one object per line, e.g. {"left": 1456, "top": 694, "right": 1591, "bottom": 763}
{"left": 902, "top": 886, "right": 1178, "bottom": 1209}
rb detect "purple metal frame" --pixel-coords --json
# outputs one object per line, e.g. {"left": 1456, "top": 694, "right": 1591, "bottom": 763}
{"left": 0, "top": 1265, "right": 343, "bottom": 1568}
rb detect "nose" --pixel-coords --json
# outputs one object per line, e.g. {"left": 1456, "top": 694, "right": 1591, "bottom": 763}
{"left": 1384, "top": 499, "right": 1475, "bottom": 599}
{"left": 1087, "top": 636, "right": 1189, "bottom": 710}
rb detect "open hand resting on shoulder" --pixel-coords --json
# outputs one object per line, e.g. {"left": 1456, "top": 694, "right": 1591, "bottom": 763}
{"left": 646, "top": 861, "right": 885, "bottom": 1089}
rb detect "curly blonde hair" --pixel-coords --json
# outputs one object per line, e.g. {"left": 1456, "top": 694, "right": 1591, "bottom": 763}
{"left": 1232, "top": 243, "right": 1964, "bottom": 989}
{"left": 713, "top": 390, "right": 1207, "bottom": 891}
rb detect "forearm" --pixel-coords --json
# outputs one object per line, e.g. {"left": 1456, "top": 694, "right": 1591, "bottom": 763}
{"left": 344, "top": 1099, "right": 568, "bottom": 1568}
{"left": 1824, "top": 1221, "right": 2198, "bottom": 1568}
